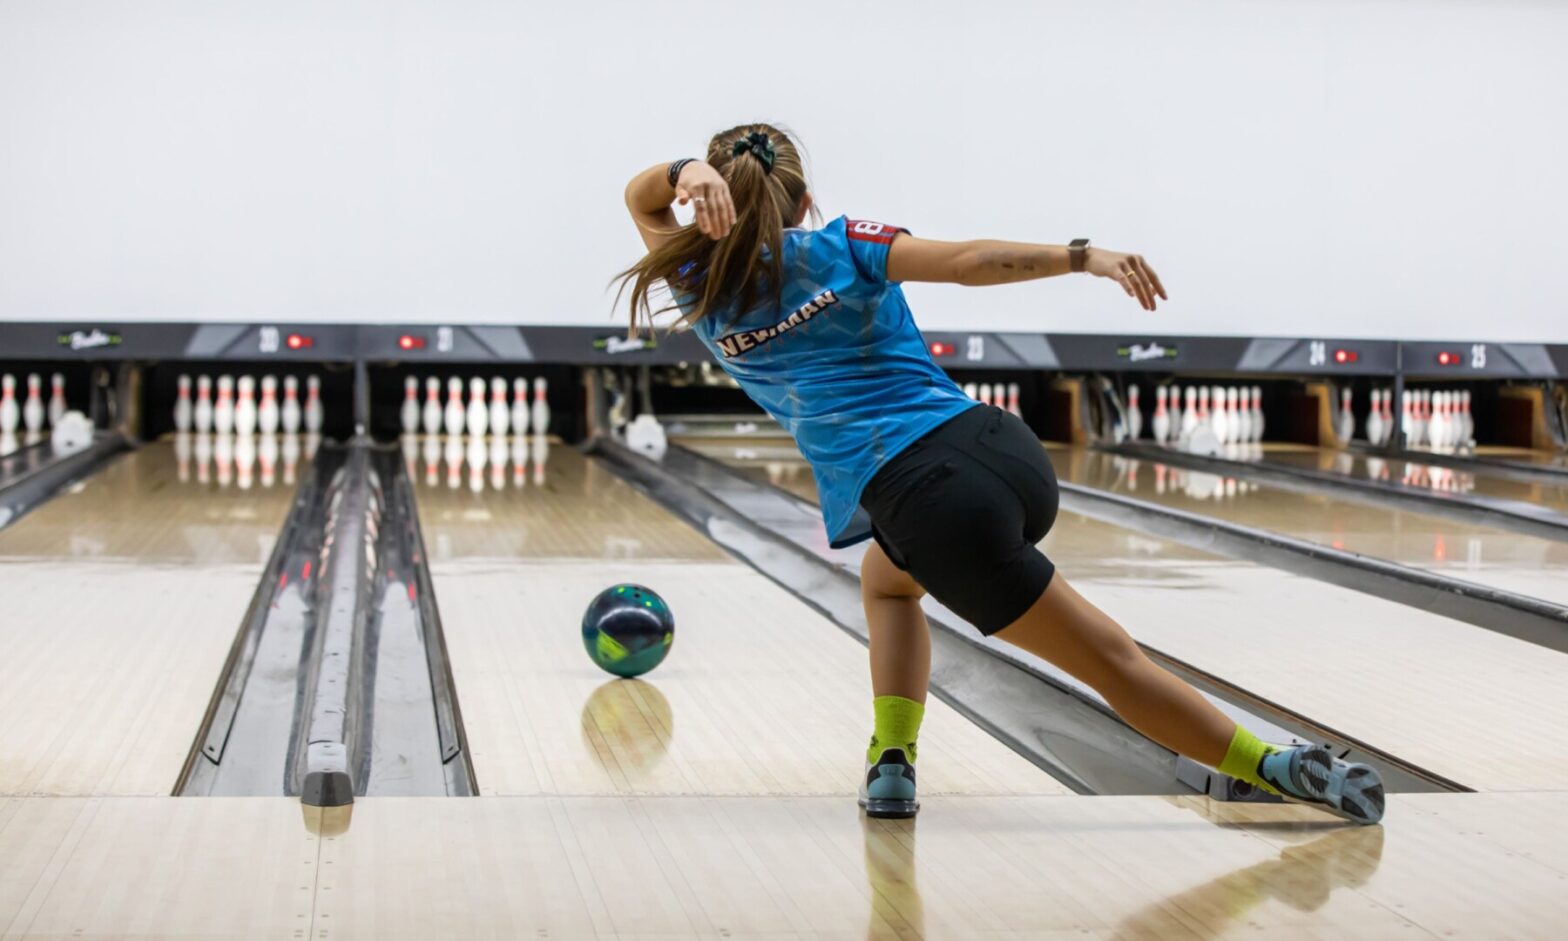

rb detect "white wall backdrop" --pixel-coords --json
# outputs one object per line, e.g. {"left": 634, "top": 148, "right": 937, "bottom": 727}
{"left": 1, "top": 0, "right": 1564, "bottom": 340}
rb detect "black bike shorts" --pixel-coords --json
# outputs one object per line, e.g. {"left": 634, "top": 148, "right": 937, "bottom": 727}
{"left": 860, "top": 404, "right": 1059, "bottom": 635}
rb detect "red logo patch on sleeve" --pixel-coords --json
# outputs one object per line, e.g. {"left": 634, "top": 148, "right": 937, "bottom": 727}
{"left": 847, "top": 219, "right": 903, "bottom": 245}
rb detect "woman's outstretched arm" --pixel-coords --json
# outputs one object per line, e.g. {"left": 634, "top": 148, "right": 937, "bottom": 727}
{"left": 886, "top": 234, "right": 1168, "bottom": 311}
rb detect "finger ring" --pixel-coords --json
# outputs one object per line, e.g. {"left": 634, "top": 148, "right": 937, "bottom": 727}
{"left": 692, "top": 196, "right": 707, "bottom": 204}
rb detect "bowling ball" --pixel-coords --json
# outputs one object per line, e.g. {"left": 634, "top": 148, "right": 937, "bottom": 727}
{"left": 582, "top": 584, "right": 674, "bottom": 678}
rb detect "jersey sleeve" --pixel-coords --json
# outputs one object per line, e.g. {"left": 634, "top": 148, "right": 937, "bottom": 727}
{"left": 843, "top": 218, "right": 909, "bottom": 284}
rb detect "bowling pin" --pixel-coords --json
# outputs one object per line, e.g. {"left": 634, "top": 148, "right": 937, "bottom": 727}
{"left": 962, "top": 383, "right": 978, "bottom": 401}
{"left": 1125, "top": 385, "right": 1142, "bottom": 441}
{"left": 512, "top": 378, "right": 530, "bottom": 436}
{"left": 422, "top": 377, "right": 443, "bottom": 435}
{"left": 215, "top": 376, "right": 236, "bottom": 434}
{"left": 531, "top": 378, "right": 550, "bottom": 437}
{"left": 444, "top": 377, "right": 465, "bottom": 436}
{"left": 48, "top": 373, "right": 66, "bottom": 427}
{"left": 1401, "top": 392, "right": 1415, "bottom": 447}
{"left": 303, "top": 376, "right": 324, "bottom": 434}
{"left": 174, "top": 375, "right": 194, "bottom": 432}
{"left": 235, "top": 376, "right": 258, "bottom": 435}
{"left": 1251, "top": 386, "right": 1265, "bottom": 443}
{"left": 978, "top": 383, "right": 993, "bottom": 407}
{"left": 1180, "top": 387, "right": 1199, "bottom": 438}
{"left": 489, "top": 378, "right": 510, "bottom": 436}
{"left": 194, "top": 376, "right": 214, "bottom": 433}
{"left": 1366, "top": 389, "right": 1384, "bottom": 448}
{"left": 1337, "top": 388, "right": 1354, "bottom": 444}
{"left": 22, "top": 374, "right": 44, "bottom": 433}
{"left": 281, "top": 376, "right": 302, "bottom": 434}
{"left": 466, "top": 377, "right": 489, "bottom": 437}
{"left": 400, "top": 377, "right": 420, "bottom": 435}
{"left": 1460, "top": 390, "right": 1474, "bottom": 446}
{"left": 1228, "top": 388, "right": 1247, "bottom": 444}
{"left": 258, "top": 376, "right": 280, "bottom": 435}
{"left": 0, "top": 375, "right": 17, "bottom": 434}
{"left": 1208, "top": 387, "right": 1227, "bottom": 444}
{"left": 1152, "top": 387, "right": 1171, "bottom": 445}
{"left": 1005, "top": 383, "right": 1021, "bottom": 418}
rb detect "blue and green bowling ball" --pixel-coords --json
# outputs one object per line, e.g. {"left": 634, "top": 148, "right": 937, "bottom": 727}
{"left": 582, "top": 584, "right": 674, "bottom": 678}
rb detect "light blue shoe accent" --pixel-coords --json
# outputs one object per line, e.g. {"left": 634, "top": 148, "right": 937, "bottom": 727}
{"left": 1261, "top": 743, "right": 1385, "bottom": 825}
{"left": 858, "top": 747, "right": 918, "bottom": 818}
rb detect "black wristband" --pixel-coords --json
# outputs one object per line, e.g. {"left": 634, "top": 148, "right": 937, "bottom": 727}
{"left": 667, "top": 158, "right": 697, "bottom": 189}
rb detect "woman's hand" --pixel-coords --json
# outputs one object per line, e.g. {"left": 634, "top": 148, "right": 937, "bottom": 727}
{"left": 1086, "top": 249, "right": 1168, "bottom": 311}
{"left": 675, "top": 162, "right": 736, "bottom": 239}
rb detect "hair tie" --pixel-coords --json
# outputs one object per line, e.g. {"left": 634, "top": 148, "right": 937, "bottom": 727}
{"left": 730, "top": 131, "right": 776, "bottom": 173}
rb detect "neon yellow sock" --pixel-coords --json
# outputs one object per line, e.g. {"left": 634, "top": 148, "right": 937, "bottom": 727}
{"left": 1217, "top": 725, "right": 1278, "bottom": 794}
{"left": 868, "top": 695, "right": 925, "bottom": 763}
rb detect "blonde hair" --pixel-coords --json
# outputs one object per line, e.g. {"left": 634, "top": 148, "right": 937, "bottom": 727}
{"left": 615, "top": 123, "right": 810, "bottom": 337}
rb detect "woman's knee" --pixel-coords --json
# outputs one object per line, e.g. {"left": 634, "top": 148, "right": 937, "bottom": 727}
{"left": 863, "top": 541, "right": 926, "bottom": 600}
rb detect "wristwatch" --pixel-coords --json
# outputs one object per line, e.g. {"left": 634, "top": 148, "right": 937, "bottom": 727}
{"left": 1069, "top": 238, "right": 1091, "bottom": 273}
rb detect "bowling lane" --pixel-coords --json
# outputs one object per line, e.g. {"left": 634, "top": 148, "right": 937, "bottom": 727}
{"left": 412, "top": 434, "right": 1065, "bottom": 797}
{"left": 1049, "top": 446, "right": 1568, "bottom": 606}
{"left": 0, "top": 435, "right": 306, "bottom": 795}
{"left": 1250, "top": 447, "right": 1568, "bottom": 514}
{"left": 691, "top": 445, "right": 1568, "bottom": 791}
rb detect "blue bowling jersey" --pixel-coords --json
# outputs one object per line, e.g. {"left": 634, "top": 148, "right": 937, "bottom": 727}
{"left": 687, "top": 215, "right": 976, "bottom": 547}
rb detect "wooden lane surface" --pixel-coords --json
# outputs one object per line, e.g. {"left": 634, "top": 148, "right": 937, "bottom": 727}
{"left": 1256, "top": 447, "right": 1568, "bottom": 514}
{"left": 1050, "top": 446, "right": 1568, "bottom": 607}
{"left": 697, "top": 447, "right": 1568, "bottom": 791}
{"left": 3, "top": 792, "right": 1566, "bottom": 938}
{"left": 0, "top": 437, "right": 302, "bottom": 796}
{"left": 412, "top": 438, "right": 1060, "bottom": 798}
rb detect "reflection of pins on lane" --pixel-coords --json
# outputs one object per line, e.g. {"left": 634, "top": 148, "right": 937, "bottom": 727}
{"left": 1, "top": 374, "right": 19, "bottom": 434}
{"left": 282, "top": 433, "right": 300, "bottom": 485}
{"left": 174, "top": 375, "right": 194, "bottom": 432}
{"left": 49, "top": 373, "right": 66, "bottom": 427}
{"left": 532, "top": 378, "right": 550, "bottom": 437}
{"left": 174, "top": 431, "right": 192, "bottom": 482}
{"left": 422, "top": 377, "right": 443, "bottom": 435}
{"left": 445, "top": 377, "right": 465, "bottom": 436}
{"left": 422, "top": 435, "right": 441, "bottom": 487}
{"left": 512, "top": 378, "right": 530, "bottom": 436}
{"left": 258, "top": 376, "right": 280, "bottom": 435}
{"left": 531, "top": 434, "right": 550, "bottom": 486}
{"left": 489, "top": 436, "right": 507, "bottom": 491}
{"left": 467, "top": 377, "right": 489, "bottom": 437}
{"left": 445, "top": 435, "right": 464, "bottom": 489}
{"left": 467, "top": 436, "right": 488, "bottom": 493}
{"left": 489, "top": 378, "right": 510, "bottom": 436}
{"left": 235, "top": 376, "right": 257, "bottom": 436}
{"left": 195, "top": 432, "right": 213, "bottom": 485}
{"left": 304, "top": 376, "right": 324, "bottom": 434}
{"left": 215, "top": 434, "right": 235, "bottom": 488}
{"left": 401, "top": 377, "right": 420, "bottom": 435}
{"left": 511, "top": 434, "right": 528, "bottom": 487}
{"left": 214, "top": 376, "right": 235, "bottom": 434}
{"left": 235, "top": 434, "right": 256, "bottom": 490}
{"left": 401, "top": 433, "right": 418, "bottom": 474}
{"left": 259, "top": 434, "right": 278, "bottom": 488}
{"left": 23, "top": 374, "right": 44, "bottom": 432}
{"left": 280, "top": 376, "right": 301, "bottom": 434}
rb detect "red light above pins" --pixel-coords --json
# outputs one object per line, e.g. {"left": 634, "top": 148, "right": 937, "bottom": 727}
{"left": 1333, "top": 349, "right": 1359, "bottom": 364}
{"left": 928, "top": 341, "right": 955, "bottom": 357}
{"left": 399, "top": 335, "right": 427, "bottom": 351}
{"left": 286, "top": 333, "right": 313, "bottom": 350}
{"left": 1436, "top": 351, "right": 1460, "bottom": 366}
